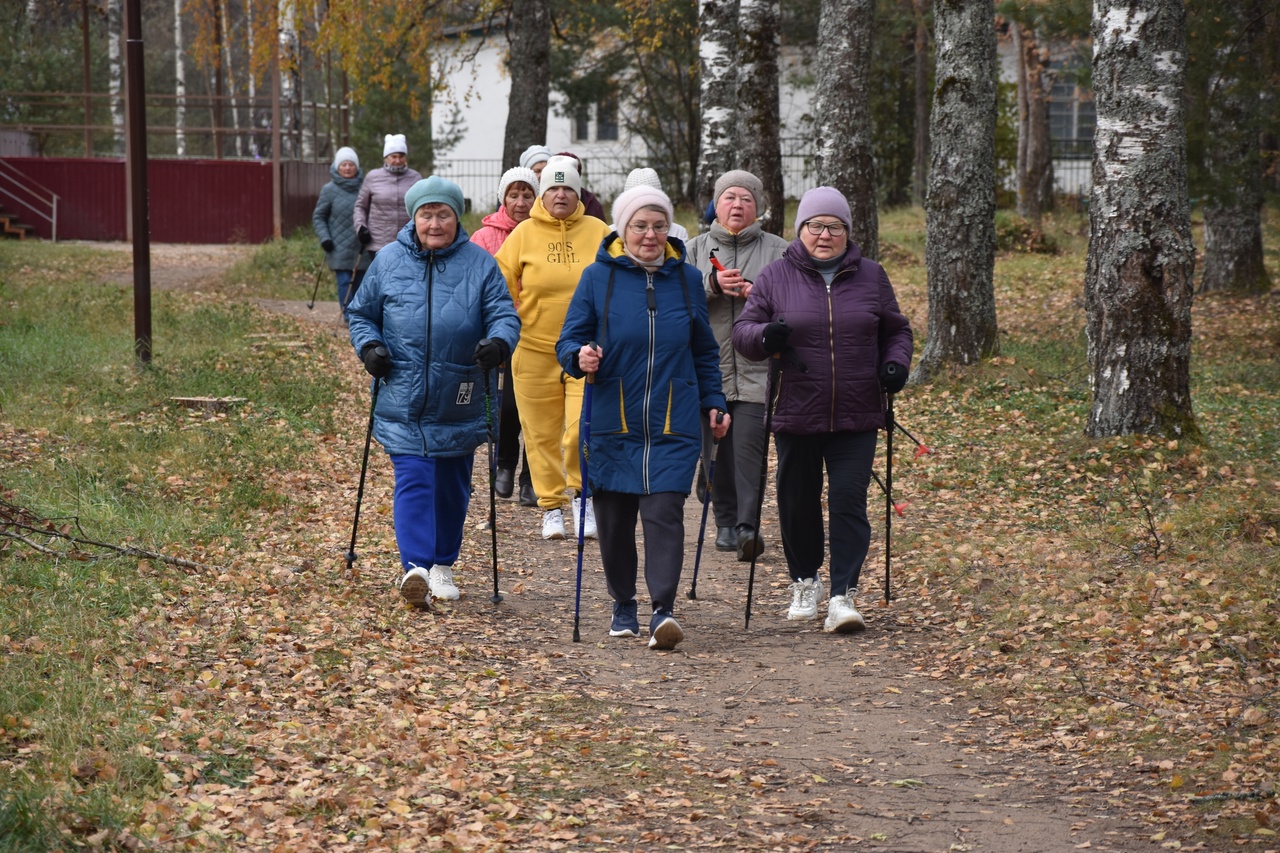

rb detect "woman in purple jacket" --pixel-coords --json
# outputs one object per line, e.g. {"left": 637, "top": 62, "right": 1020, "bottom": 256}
{"left": 732, "top": 187, "right": 913, "bottom": 633}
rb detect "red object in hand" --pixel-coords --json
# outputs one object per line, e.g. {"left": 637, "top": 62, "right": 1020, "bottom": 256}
{"left": 708, "top": 249, "right": 727, "bottom": 272}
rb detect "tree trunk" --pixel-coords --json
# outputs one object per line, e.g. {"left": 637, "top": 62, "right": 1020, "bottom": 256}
{"left": 1085, "top": 0, "right": 1199, "bottom": 440}
{"left": 696, "top": 0, "right": 740, "bottom": 229}
{"left": 108, "top": 0, "right": 124, "bottom": 156}
{"left": 1200, "top": 0, "right": 1270, "bottom": 294}
{"left": 502, "top": 0, "right": 551, "bottom": 171}
{"left": 278, "top": 0, "right": 301, "bottom": 159}
{"left": 1011, "top": 22, "right": 1053, "bottom": 226}
{"left": 738, "top": 0, "right": 784, "bottom": 236}
{"left": 174, "top": 0, "right": 186, "bottom": 156}
{"left": 913, "top": 0, "right": 998, "bottom": 382}
{"left": 814, "top": 0, "right": 877, "bottom": 259}
{"left": 911, "top": 0, "right": 931, "bottom": 208}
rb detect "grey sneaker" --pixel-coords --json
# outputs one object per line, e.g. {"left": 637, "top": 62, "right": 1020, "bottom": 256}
{"left": 786, "top": 577, "right": 824, "bottom": 620}
{"left": 824, "top": 594, "right": 865, "bottom": 633}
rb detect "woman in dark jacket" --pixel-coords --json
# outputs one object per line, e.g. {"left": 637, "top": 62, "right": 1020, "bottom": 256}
{"left": 312, "top": 146, "right": 370, "bottom": 316}
{"left": 558, "top": 186, "right": 729, "bottom": 650}
{"left": 732, "top": 187, "right": 913, "bottom": 633}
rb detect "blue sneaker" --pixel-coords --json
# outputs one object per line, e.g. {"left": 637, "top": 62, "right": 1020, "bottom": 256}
{"left": 648, "top": 610, "right": 684, "bottom": 650}
{"left": 609, "top": 600, "right": 640, "bottom": 637}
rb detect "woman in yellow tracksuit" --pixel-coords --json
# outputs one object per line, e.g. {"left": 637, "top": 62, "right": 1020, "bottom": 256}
{"left": 496, "top": 156, "right": 611, "bottom": 540}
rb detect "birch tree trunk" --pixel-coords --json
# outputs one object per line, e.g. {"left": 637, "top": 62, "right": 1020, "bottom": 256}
{"left": 221, "top": 0, "right": 244, "bottom": 158}
{"left": 108, "top": 0, "right": 125, "bottom": 155}
{"left": 913, "top": 0, "right": 998, "bottom": 382}
{"left": 278, "top": 0, "right": 302, "bottom": 159}
{"left": 174, "top": 0, "right": 186, "bottom": 156}
{"left": 738, "top": 0, "right": 784, "bottom": 235}
{"left": 1011, "top": 22, "right": 1053, "bottom": 226}
{"left": 1200, "top": 0, "right": 1270, "bottom": 294}
{"left": 1085, "top": 0, "right": 1199, "bottom": 440}
{"left": 814, "top": 0, "right": 877, "bottom": 259}
{"left": 502, "top": 0, "right": 551, "bottom": 170}
{"left": 696, "top": 0, "right": 740, "bottom": 228}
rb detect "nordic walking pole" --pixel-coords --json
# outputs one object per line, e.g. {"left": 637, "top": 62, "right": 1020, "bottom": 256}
{"left": 894, "top": 420, "right": 932, "bottom": 458}
{"left": 345, "top": 379, "right": 381, "bottom": 569}
{"left": 307, "top": 262, "right": 324, "bottom": 310}
{"left": 340, "top": 250, "right": 364, "bottom": 312}
{"left": 745, "top": 354, "right": 781, "bottom": 629}
{"left": 484, "top": 368, "right": 502, "bottom": 604}
{"left": 573, "top": 343, "right": 597, "bottom": 643}
{"left": 869, "top": 471, "right": 907, "bottom": 516}
{"left": 884, "top": 390, "right": 895, "bottom": 604}
{"left": 688, "top": 408, "right": 725, "bottom": 600}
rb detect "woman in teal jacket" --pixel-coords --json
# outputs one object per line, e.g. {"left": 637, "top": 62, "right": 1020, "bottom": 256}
{"left": 348, "top": 177, "right": 520, "bottom": 607}
{"left": 557, "top": 186, "right": 728, "bottom": 650}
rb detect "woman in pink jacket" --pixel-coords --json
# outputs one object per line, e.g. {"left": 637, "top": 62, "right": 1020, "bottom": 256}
{"left": 472, "top": 167, "right": 540, "bottom": 505}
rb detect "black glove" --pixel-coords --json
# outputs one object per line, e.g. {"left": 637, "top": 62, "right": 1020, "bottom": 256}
{"left": 879, "top": 361, "right": 908, "bottom": 393}
{"left": 473, "top": 338, "right": 509, "bottom": 371}
{"left": 762, "top": 320, "right": 792, "bottom": 354}
{"left": 361, "top": 343, "right": 392, "bottom": 378}
{"left": 320, "top": 239, "right": 335, "bottom": 253}
{"left": 357, "top": 226, "right": 373, "bottom": 245}
{"left": 708, "top": 268, "right": 722, "bottom": 294}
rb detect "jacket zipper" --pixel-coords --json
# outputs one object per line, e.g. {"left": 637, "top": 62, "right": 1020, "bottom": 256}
{"left": 642, "top": 271, "right": 656, "bottom": 491}
{"left": 419, "top": 252, "right": 435, "bottom": 453}
{"left": 825, "top": 279, "right": 836, "bottom": 432}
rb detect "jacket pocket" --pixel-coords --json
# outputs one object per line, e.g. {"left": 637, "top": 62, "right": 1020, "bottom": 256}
{"left": 591, "top": 376, "right": 629, "bottom": 435}
{"left": 428, "top": 361, "right": 484, "bottom": 425}
{"left": 662, "top": 377, "right": 700, "bottom": 437}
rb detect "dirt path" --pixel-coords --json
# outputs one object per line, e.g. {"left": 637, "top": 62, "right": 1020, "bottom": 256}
{"left": 136, "top": 244, "right": 1163, "bottom": 852}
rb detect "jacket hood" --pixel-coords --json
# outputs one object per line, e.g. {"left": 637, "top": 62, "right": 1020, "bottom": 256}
{"left": 708, "top": 218, "right": 768, "bottom": 245}
{"left": 328, "top": 164, "right": 364, "bottom": 191}
{"left": 394, "top": 218, "right": 472, "bottom": 260}
{"left": 480, "top": 206, "right": 522, "bottom": 234}
{"left": 599, "top": 232, "right": 686, "bottom": 269}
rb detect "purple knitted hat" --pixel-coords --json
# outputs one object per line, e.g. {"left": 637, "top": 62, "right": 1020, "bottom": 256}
{"left": 794, "top": 186, "right": 852, "bottom": 232}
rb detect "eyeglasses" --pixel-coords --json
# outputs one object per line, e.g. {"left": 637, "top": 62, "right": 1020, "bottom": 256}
{"left": 627, "top": 223, "right": 671, "bottom": 235}
{"left": 803, "top": 220, "right": 847, "bottom": 237}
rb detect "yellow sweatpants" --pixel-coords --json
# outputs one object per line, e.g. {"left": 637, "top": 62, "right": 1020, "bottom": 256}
{"left": 510, "top": 345, "right": 583, "bottom": 511}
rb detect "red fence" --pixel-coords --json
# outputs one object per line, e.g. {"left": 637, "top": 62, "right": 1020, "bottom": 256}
{"left": 3, "top": 157, "right": 328, "bottom": 244}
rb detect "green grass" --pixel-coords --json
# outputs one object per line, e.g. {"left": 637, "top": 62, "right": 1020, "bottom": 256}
{"left": 0, "top": 239, "right": 348, "bottom": 849}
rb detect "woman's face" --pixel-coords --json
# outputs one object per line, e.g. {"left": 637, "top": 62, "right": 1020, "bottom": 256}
{"left": 415, "top": 203, "right": 458, "bottom": 250}
{"left": 715, "top": 187, "right": 757, "bottom": 233}
{"left": 384, "top": 152, "right": 407, "bottom": 169}
{"left": 798, "top": 216, "right": 848, "bottom": 261}
{"left": 623, "top": 207, "right": 670, "bottom": 264}
{"left": 504, "top": 182, "right": 536, "bottom": 223}
{"left": 531, "top": 160, "right": 547, "bottom": 180}
{"left": 542, "top": 186, "right": 579, "bottom": 220}
{"left": 337, "top": 160, "right": 358, "bottom": 178}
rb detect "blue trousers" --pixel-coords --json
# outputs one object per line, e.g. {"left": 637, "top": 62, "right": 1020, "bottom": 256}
{"left": 389, "top": 453, "right": 473, "bottom": 571}
{"left": 335, "top": 267, "right": 367, "bottom": 315}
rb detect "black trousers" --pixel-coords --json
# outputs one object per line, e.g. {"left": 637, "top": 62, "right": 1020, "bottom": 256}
{"left": 593, "top": 490, "right": 686, "bottom": 614}
{"left": 496, "top": 362, "right": 530, "bottom": 484}
{"left": 700, "top": 401, "right": 767, "bottom": 530}
{"left": 774, "top": 430, "right": 877, "bottom": 597}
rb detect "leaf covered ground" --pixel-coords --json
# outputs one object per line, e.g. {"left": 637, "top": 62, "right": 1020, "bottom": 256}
{"left": 2, "top": 218, "right": 1278, "bottom": 851}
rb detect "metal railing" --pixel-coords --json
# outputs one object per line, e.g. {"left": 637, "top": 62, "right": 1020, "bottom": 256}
{"left": 0, "top": 157, "right": 59, "bottom": 241}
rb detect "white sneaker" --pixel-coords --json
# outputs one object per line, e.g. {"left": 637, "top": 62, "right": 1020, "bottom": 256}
{"left": 824, "top": 594, "right": 865, "bottom": 633}
{"left": 786, "top": 577, "right": 824, "bottom": 620}
{"left": 542, "top": 509, "right": 566, "bottom": 540}
{"left": 571, "top": 495, "right": 597, "bottom": 540}
{"left": 427, "top": 565, "right": 459, "bottom": 601}
{"left": 399, "top": 564, "right": 431, "bottom": 607}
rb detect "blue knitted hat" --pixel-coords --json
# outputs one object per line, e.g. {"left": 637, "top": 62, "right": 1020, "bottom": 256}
{"left": 405, "top": 176, "right": 465, "bottom": 220}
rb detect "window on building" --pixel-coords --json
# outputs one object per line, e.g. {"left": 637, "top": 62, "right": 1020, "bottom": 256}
{"left": 573, "top": 104, "right": 591, "bottom": 142}
{"left": 1048, "top": 59, "right": 1095, "bottom": 154}
{"left": 597, "top": 94, "right": 619, "bottom": 141}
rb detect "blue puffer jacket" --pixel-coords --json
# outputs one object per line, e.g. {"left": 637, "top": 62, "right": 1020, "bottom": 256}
{"left": 557, "top": 235, "right": 726, "bottom": 495}
{"left": 348, "top": 221, "right": 520, "bottom": 457}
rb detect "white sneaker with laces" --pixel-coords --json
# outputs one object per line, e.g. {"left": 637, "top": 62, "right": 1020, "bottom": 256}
{"left": 399, "top": 564, "right": 431, "bottom": 607}
{"left": 786, "top": 577, "right": 824, "bottom": 621}
{"left": 571, "top": 495, "right": 597, "bottom": 540}
{"left": 824, "top": 594, "right": 865, "bottom": 633}
{"left": 542, "top": 508, "right": 566, "bottom": 540}
{"left": 428, "top": 565, "right": 459, "bottom": 601}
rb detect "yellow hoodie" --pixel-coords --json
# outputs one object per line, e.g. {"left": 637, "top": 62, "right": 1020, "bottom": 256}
{"left": 496, "top": 198, "right": 610, "bottom": 353}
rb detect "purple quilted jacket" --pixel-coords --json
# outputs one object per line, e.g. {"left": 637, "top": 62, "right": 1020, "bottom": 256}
{"left": 732, "top": 240, "right": 913, "bottom": 435}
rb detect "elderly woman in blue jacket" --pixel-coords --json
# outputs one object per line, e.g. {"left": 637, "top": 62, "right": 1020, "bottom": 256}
{"left": 348, "top": 176, "right": 520, "bottom": 607}
{"left": 557, "top": 186, "right": 730, "bottom": 650}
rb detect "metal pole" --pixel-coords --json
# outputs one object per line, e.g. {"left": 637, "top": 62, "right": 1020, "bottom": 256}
{"left": 125, "top": 0, "right": 151, "bottom": 365}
